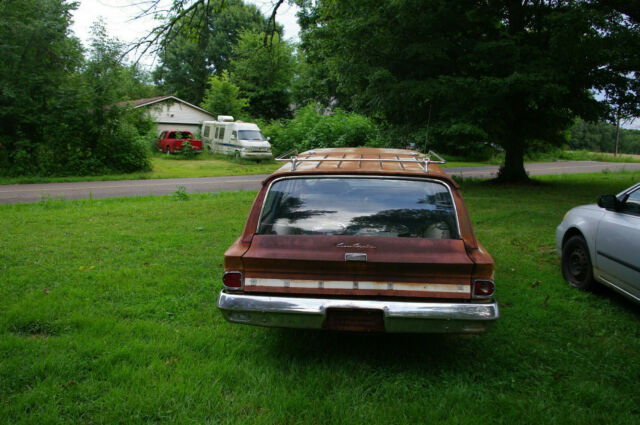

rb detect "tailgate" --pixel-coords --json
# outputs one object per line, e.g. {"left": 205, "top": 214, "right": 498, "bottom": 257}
{"left": 241, "top": 235, "right": 474, "bottom": 299}
{"left": 176, "top": 139, "right": 202, "bottom": 149}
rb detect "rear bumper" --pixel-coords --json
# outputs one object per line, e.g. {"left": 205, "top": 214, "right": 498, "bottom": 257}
{"left": 217, "top": 291, "right": 499, "bottom": 333}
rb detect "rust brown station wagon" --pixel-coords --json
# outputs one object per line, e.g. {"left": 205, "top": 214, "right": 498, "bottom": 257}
{"left": 218, "top": 148, "right": 499, "bottom": 333}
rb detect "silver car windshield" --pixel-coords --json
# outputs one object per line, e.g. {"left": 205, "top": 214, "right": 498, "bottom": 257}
{"left": 257, "top": 177, "right": 460, "bottom": 239}
{"left": 238, "top": 130, "right": 266, "bottom": 141}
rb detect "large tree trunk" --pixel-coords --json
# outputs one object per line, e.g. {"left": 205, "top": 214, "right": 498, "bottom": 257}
{"left": 497, "top": 142, "right": 529, "bottom": 182}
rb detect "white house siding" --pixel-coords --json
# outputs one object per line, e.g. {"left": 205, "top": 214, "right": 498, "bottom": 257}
{"left": 142, "top": 98, "right": 216, "bottom": 136}
{"left": 156, "top": 123, "right": 201, "bottom": 135}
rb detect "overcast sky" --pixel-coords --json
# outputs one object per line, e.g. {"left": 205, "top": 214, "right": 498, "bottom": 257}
{"left": 70, "top": 0, "right": 301, "bottom": 67}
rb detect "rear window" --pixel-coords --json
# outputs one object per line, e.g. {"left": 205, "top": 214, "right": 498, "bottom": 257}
{"left": 257, "top": 177, "right": 460, "bottom": 239}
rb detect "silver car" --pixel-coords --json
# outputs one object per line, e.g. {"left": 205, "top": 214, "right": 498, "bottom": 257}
{"left": 556, "top": 182, "right": 640, "bottom": 303}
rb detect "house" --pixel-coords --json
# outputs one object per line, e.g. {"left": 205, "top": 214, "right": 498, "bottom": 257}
{"left": 120, "top": 96, "right": 216, "bottom": 135}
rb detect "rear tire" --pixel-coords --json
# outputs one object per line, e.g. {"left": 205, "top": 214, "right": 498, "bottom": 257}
{"left": 562, "top": 235, "right": 595, "bottom": 290}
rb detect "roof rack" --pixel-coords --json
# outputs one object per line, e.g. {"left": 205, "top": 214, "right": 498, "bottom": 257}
{"left": 275, "top": 149, "right": 446, "bottom": 173}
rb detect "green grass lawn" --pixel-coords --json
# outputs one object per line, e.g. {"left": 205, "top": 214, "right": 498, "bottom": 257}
{"left": 0, "top": 153, "right": 282, "bottom": 185}
{"left": 1, "top": 171, "right": 639, "bottom": 424}
{"left": 2, "top": 150, "right": 638, "bottom": 186}
{"left": 0, "top": 153, "right": 517, "bottom": 186}
{"left": 532, "top": 150, "right": 640, "bottom": 164}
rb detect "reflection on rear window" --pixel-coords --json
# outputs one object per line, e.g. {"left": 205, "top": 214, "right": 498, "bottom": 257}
{"left": 257, "top": 178, "right": 459, "bottom": 239}
{"left": 168, "top": 131, "right": 192, "bottom": 139}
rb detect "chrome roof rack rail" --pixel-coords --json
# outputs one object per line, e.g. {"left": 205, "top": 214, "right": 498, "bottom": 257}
{"left": 275, "top": 149, "right": 446, "bottom": 173}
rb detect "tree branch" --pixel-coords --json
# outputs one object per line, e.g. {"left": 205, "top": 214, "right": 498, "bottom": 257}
{"left": 264, "top": 0, "right": 285, "bottom": 46}
{"left": 124, "top": 0, "right": 218, "bottom": 63}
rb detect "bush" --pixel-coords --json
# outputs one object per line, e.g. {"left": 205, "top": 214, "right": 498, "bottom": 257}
{"left": 0, "top": 93, "right": 153, "bottom": 178}
{"left": 0, "top": 13, "right": 155, "bottom": 178}
{"left": 107, "top": 117, "right": 152, "bottom": 172}
{"left": 262, "top": 104, "right": 382, "bottom": 155}
{"left": 173, "top": 140, "right": 199, "bottom": 160}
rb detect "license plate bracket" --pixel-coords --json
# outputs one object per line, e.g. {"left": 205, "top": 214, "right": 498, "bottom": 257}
{"left": 323, "top": 308, "right": 385, "bottom": 332}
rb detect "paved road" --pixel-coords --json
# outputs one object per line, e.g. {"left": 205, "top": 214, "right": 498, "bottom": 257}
{"left": 1, "top": 161, "right": 639, "bottom": 204}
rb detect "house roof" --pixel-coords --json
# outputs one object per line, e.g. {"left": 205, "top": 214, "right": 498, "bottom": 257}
{"left": 115, "top": 95, "right": 215, "bottom": 117}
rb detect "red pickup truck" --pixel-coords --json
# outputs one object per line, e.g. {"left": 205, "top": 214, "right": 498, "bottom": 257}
{"left": 156, "top": 130, "right": 203, "bottom": 154}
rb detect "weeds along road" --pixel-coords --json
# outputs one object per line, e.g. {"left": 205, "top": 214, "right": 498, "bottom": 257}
{"left": 1, "top": 161, "right": 640, "bottom": 204}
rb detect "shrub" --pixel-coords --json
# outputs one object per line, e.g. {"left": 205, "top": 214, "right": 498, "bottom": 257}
{"left": 107, "top": 117, "right": 152, "bottom": 172}
{"left": 176, "top": 140, "right": 199, "bottom": 160}
{"left": 172, "top": 186, "right": 189, "bottom": 201}
{"left": 262, "top": 104, "right": 382, "bottom": 155}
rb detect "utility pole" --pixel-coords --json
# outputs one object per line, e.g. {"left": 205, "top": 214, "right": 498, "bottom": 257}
{"left": 423, "top": 104, "right": 432, "bottom": 153}
{"left": 614, "top": 105, "right": 621, "bottom": 158}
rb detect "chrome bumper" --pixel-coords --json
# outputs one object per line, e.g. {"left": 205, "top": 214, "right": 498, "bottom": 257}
{"left": 217, "top": 291, "right": 499, "bottom": 333}
{"left": 240, "top": 151, "right": 273, "bottom": 159}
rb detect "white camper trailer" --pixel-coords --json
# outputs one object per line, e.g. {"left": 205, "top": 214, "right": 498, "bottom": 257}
{"left": 201, "top": 116, "right": 273, "bottom": 160}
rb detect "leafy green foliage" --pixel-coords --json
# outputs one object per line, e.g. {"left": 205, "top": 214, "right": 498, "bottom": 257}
{"left": 75, "top": 21, "right": 153, "bottom": 174}
{"left": 0, "top": 0, "right": 82, "bottom": 175}
{"left": 569, "top": 119, "right": 640, "bottom": 154}
{"left": 290, "top": 52, "right": 336, "bottom": 109}
{"left": 263, "top": 104, "right": 382, "bottom": 155}
{"left": 298, "top": 0, "right": 640, "bottom": 181}
{"left": 0, "top": 5, "right": 153, "bottom": 177}
{"left": 153, "top": 0, "right": 268, "bottom": 105}
{"left": 200, "top": 70, "right": 249, "bottom": 118}
{"left": 172, "top": 185, "right": 190, "bottom": 200}
{"left": 176, "top": 140, "right": 199, "bottom": 159}
{"left": 231, "top": 30, "right": 295, "bottom": 120}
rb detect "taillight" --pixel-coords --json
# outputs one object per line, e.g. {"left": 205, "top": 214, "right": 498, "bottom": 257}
{"left": 223, "top": 271, "right": 243, "bottom": 290}
{"left": 473, "top": 279, "right": 495, "bottom": 299}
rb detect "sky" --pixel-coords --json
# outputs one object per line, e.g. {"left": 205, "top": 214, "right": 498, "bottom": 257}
{"left": 70, "top": 0, "right": 301, "bottom": 68}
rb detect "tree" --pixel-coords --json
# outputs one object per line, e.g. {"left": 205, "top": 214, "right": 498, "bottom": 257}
{"left": 73, "top": 21, "right": 152, "bottom": 172}
{"left": 152, "top": 0, "right": 268, "bottom": 105}
{"left": 231, "top": 30, "right": 295, "bottom": 119}
{"left": 200, "top": 70, "right": 249, "bottom": 118}
{"left": 595, "top": 9, "right": 640, "bottom": 157}
{"left": 0, "top": 0, "right": 83, "bottom": 175}
{"left": 298, "top": 0, "right": 640, "bottom": 181}
{"left": 569, "top": 118, "right": 640, "bottom": 154}
{"left": 127, "top": 0, "right": 287, "bottom": 58}
{"left": 0, "top": 7, "right": 152, "bottom": 177}
{"left": 290, "top": 51, "right": 336, "bottom": 109}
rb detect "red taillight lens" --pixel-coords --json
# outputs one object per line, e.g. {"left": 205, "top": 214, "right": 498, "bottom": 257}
{"left": 473, "top": 279, "right": 495, "bottom": 298}
{"left": 223, "top": 271, "right": 243, "bottom": 289}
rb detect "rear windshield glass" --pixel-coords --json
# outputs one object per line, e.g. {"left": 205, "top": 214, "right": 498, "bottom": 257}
{"left": 257, "top": 178, "right": 460, "bottom": 239}
{"left": 169, "top": 131, "right": 192, "bottom": 139}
